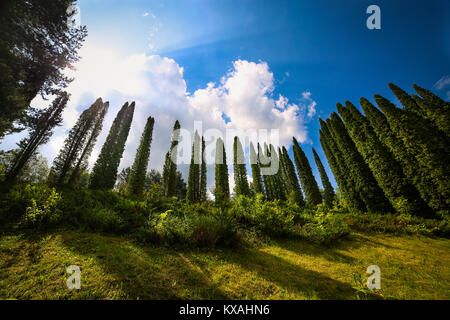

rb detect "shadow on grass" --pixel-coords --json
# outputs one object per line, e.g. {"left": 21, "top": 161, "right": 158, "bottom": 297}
{"left": 274, "top": 238, "right": 357, "bottom": 264}
{"left": 202, "top": 246, "right": 366, "bottom": 300}
{"left": 60, "top": 232, "right": 230, "bottom": 299}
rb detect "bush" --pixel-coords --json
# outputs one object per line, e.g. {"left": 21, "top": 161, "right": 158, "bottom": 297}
{"left": 0, "top": 184, "right": 62, "bottom": 229}
{"left": 21, "top": 185, "right": 62, "bottom": 229}
{"left": 232, "top": 194, "right": 296, "bottom": 237}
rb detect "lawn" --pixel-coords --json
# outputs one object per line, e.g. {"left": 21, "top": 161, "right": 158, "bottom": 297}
{"left": 0, "top": 231, "right": 448, "bottom": 300}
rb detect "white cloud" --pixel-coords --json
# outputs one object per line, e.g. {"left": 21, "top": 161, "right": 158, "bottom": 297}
{"left": 433, "top": 75, "right": 450, "bottom": 101}
{"left": 142, "top": 12, "right": 149, "bottom": 17}
{"left": 6, "top": 46, "right": 317, "bottom": 191}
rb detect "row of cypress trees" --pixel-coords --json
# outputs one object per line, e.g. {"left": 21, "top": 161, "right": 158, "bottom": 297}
{"left": 320, "top": 83, "right": 449, "bottom": 217}
{"left": 201, "top": 135, "right": 335, "bottom": 207}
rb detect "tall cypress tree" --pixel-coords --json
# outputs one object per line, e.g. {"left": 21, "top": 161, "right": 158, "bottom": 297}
{"left": 281, "top": 146, "right": 305, "bottom": 206}
{"left": 162, "top": 120, "right": 181, "bottom": 197}
{"left": 127, "top": 116, "right": 155, "bottom": 196}
{"left": 327, "top": 113, "right": 392, "bottom": 213}
{"left": 338, "top": 101, "right": 432, "bottom": 217}
{"left": 412, "top": 84, "right": 449, "bottom": 138}
{"left": 200, "top": 137, "right": 207, "bottom": 201}
{"left": 270, "top": 144, "right": 286, "bottom": 200}
{"left": 249, "top": 142, "right": 264, "bottom": 195}
{"left": 389, "top": 82, "right": 449, "bottom": 140}
{"left": 319, "top": 119, "right": 366, "bottom": 212}
{"left": 6, "top": 92, "right": 69, "bottom": 183}
{"left": 374, "top": 94, "right": 449, "bottom": 216}
{"left": 233, "top": 136, "right": 250, "bottom": 197}
{"left": 292, "top": 138, "right": 322, "bottom": 206}
{"left": 312, "top": 147, "right": 335, "bottom": 208}
{"left": 360, "top": 98, "right": 441, "bottom": 215}
{"left": 187, "top": 131, "right": 201, "bottom": 204}
{"left": 50, "top": 98, "right": 106, "bottom": 184}
{"left": 69, "top": 100, "right": 109, "bottom": 185}
{"left": 214, "top": 138, "right": 230, "bottom": 204}
{"left": 89, "top": 102, "right": 135, "bottom": 189}
{"left": 258, "top": 143, "right": 272, "bottom": 200}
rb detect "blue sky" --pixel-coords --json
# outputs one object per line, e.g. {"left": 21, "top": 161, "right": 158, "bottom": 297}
{"left": 2, "top": 0, "right": 449, "bottom": 191}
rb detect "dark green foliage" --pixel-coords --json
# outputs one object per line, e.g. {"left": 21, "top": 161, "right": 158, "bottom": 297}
{"left": 327, "top": 113, "right": 392, "bottom": 213}
{"left": 69, "top": 100, "right": 109, "bottom": 185}
{"left": 89, "top": 102, "right": 135, "bottom": 190}
{"left": 292, "top": 138, "right": 322, "bottom": 206}
{"left": 127, "top": 116, "right": 155, "bottom": 196}
{"left": 319, "top": 120, "right": 365, "bottom": 212}
{"left": 187, "top": 131, "right": 201, "bottom": 204}
{"left": 258, "top": 143, "right": 271, "bottom": 200}
{"left": 162, "top": 121, "right": 181, "bottom": 197}
{"left": 249, "top": 143, "right": 264, "bottom": 195}
{"left": 5, "top": 92, "right": 69, "bottom": 183}
{"left": 233, "top": 137, "right": 250, "bottom": 197}
{"left": 200, "top": 137, "right": 207, "bottom": 202}
{"left": 50, "top": 98, "right": 108, "bottom": 185}
{"left": 145, "top": 169, "right": 161, "bottom": 190}
{"left": 312, "top": 147, "right": 335, "bottom": 208}
{"left": 360, "top": 98, "right": 440, "bottom": 215}
{"left": 374, "top": 95, "right": 450, "bottom": 216}
{"left": 280, "top": 147, "right": 305, "bottom": 206}
{"left": 412, "top": 84, "right": 450, "bottom": 138}
{"left": 337, "top": 102, "right": 432, "bottom": 217}
{"left": 269, "top": 145, "right": 286, "bottom": 201}
{"left": 214, "top": 138, "right": 230, "bottom": 204}
{"left": 0, "top": 0, "right": 87, "bottom": 138}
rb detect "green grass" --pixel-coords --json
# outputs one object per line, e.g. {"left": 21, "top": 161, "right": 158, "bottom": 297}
{"left": 0, "top": 230, "right": 449, "bottom": 300}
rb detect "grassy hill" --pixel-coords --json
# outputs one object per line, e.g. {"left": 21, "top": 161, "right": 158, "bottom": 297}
{"left": 1, "top": 230, "right": 449, "bottom": 300}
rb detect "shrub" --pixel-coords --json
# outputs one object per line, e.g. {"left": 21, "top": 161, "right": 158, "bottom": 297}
{"left": 232, "top": 194, "right": 296, "bottom": 237}
{"left": 21, "top": 185, "right": 62, "bottom": 229}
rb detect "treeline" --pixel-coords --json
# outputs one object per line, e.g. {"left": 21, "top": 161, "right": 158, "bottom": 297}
{"left": 319, "top": 83, "right": 449, "bottom": 218}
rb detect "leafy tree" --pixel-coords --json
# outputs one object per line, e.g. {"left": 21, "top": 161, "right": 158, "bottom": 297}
{"left": 162, "top": 121, "right": 181, "bottom": 197}
{"left": 90, "top": 102, "right": 135, "bottom": 189}
{"left": 312, "top": 147, "right": 335, "bottom": 208}
{"left": 233, "top": 136, "right": 250, "bottom": 197}
{"left": 1, "top": 150, "right": 49, "bottom": 184}
{"left": 292, "top": 137, "right": 322, "bottom": 206}
{"left": 145, "top": 169, "right": 162, "bottom": 190}
{"left": 214, "top": 138, "right": 230, "bottom": 204}
{"left": 117, "top": 167, "right": 131, "bottom": 185}
{"left": 5, "top": 92, "right": 69, "bottom": 183}
{"left": 0, "top": 0, "right": 87, "bottom": 138}
{"left": 127, "top": 116, "right": 155, "bottom": 196}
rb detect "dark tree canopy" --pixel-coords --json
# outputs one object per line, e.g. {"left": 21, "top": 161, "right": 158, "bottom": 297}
{"left": 0, "top": 0, "right": 87, "bottom": 138}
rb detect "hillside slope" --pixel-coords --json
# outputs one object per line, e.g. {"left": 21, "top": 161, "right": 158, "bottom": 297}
{"left": 0, "top": 231, "right": 449, "bottom": 300}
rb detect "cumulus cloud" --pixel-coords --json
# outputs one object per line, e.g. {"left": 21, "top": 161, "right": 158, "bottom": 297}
{"left": 5, "top": 45, "right": 317, "bottom": 191}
